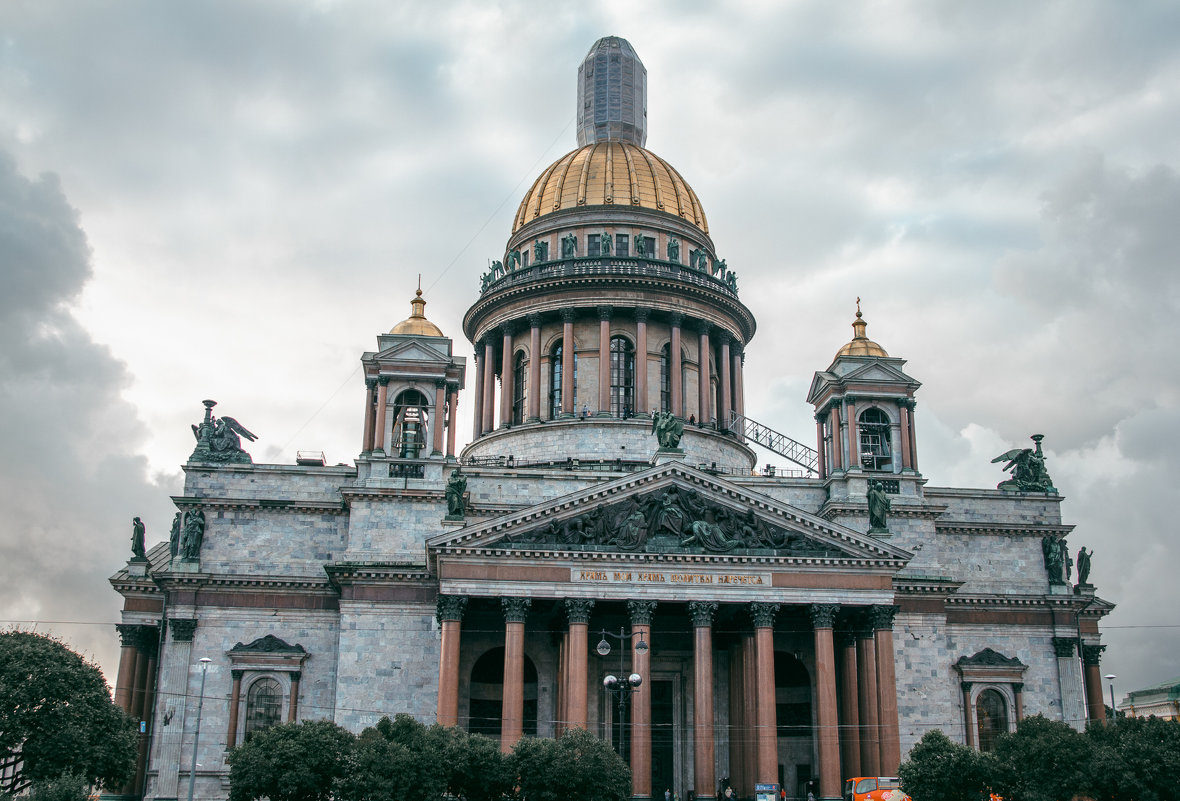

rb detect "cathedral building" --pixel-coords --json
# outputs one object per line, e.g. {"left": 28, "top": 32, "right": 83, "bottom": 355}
{"left": 110, "top": 37, "right": 1113, "bottom": 801}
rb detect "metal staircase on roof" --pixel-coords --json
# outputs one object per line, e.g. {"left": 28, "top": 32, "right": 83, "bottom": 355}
{"left": 729, "top": 411, "right": 819, "bottom": 474}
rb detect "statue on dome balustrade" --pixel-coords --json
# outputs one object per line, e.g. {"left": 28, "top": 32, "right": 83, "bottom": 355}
{"left": 634, "top": 233, "right": 647, "bottom": 257}
{"left": 534, "top": 239, "right": 548, "bottom": 262}
{"left": 600, "top": 232, "right": 612, "bottom": 256}
{"left": 667, "top": 236, "right": 680, "bottom": 263}
{"left": 561, "top": 233, "right": 577, "bottom": 258}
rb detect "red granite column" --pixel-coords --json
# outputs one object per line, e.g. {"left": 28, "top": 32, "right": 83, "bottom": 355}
{"left": 528, "top": 314, "right": 542, "bottom": 422}
{"left": 837, "top": 630, "right": 861, "bottom": 780}
{"left": 829, "top": 408, "right": 843, "bottom": 472}
{"left": 565, "top": 599, "right": 594, "bottom": 730}
{"left": 446, "top": 385, "right": 459, "bottom": 459}
{"left": 845, "top": 396, "right": 859, "bottom": 469}
{"left": 697, "top": 324, "right": 711, "bottom": 425}
{"left": 287, "top": 671, "right": 301, "bottom": 722}
{"left": 482, "top": 338, "right": 497, "bottom": 434}
{"left": 555, "top": 631, "right": 568, "bottom": 737}
{"left": 718, "top": 333, "right": 732, "bottom": 429}
{"left": 133, "top": 638, "right": 158, "bottom": 797}
{"left": 728, "top": 643, "right": 746, "bottom": 798}
{"left": 472, "top": 345, "right": 485, "bottom": 438}
{"left": 630, "top": 600, "right": 658, "bottom": 801}
{"left": 961, "top": 682, "right": 975, "bottom": 748}
{"left": 361, "top": 378, "right": 376, "bottom": 453}
{"left": 907, "top": 401, "right": 919, "bottom": 472}
{"left": 733, "top": 349, "right": 745, "bottom": 441}
{"left": 872, "top": 606, "right": 902, "bottom": 774}
{"left": 897, "top": 400, "right": 913, "bottom": 471}
{"left": 597, "top": 307, "right": 612, "bottom": 415}
{"left": 856, "top": 625, "right": 880, "bottom": 776}
{"left": 500, "top": 597, "right": 531, "bottom": 753}
{"left": 635, "top": 309, "right": 649, "bottom": 415}
{"left": 436, "top": 595, "right": 467, "bottom": 727}
{"left": 1083, "top": 644, "right": 1107, "bottom": 723}
{"left": 374, "top": 377, "right": 389, "bottom": 454}
{"left": 742, "top": 634, "right": 758, "bottom": 798}
{"left": 113, "top": 625, "right": 139, "bottom": 712}
{"left": 226, "top": 670, "right": 243, "bottom": 748}
{"left": 816, "top": 415, "right": 828, "bottom": 480}
{"left": 750, "top": 602, "right": 780, "bottom": 785}
{"left": 500, "top": 325, "right": 515, "bottom": 427}
{"left": 432, "top": 380, "right": 447, "bottom": 455}
{"left": 1014, "top": 682, "right": 1025, "bottom": 722}
{"left": 561, "top": 309, "right": 576, "bottom": 416}
{"left": 670, "top": 314, "right": 684, "bottom": 417}
{"left": 811, "top": 605, "right": 841, "bottom": 801}
{"left": 690, "top": 602, "right": 718, "bottom": 801}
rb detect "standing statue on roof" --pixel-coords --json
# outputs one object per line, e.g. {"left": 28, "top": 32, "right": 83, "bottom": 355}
{"left": 1077, "top": 546, "right": 1093, "bottom": 585}
{"left": 867, "top": 481, "right": 891, "bottom": 533}
{"left": 131, "top": 517, "right": 146, "bottom": 560}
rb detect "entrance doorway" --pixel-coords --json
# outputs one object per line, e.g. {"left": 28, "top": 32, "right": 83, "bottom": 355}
{"left": 652, "top": 679, "right": 675, "bottom": 797}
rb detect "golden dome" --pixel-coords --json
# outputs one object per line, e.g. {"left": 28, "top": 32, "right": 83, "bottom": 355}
{"left": 512, "top": 142, "right": 708, "bottom": 234}
{"left": 835, "top": 302, "right": 889, "bottom": 359}
{"left": 390, "top": 288, "right": 444, "bottom": 337}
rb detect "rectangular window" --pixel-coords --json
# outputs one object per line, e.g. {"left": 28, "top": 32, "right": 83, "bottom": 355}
{"left": 588, "top": 233, "right": 601, "bottom": 256}
{"left": 616, "top": 233, "right": 629, "bottom": 257}
{"left": 643, "top": 236, "right": 656, "bottom": 258}
{"left": 522, "top": 249, "right": 529, "bottom": 268}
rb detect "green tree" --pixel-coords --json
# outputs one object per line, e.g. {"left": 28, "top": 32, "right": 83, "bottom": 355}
{"left": 513, "top": 728, "right": 630, "bottom": 801}
{"left": 898, "top": 729, "right": 994, "bottom": 801}
{"left": 20, "top": 773, "right": 90, "bottom": 801}
{"left": 0, "top": 631, "right": 138, "bottom": 795}
{"left": 1086, "top": 715, "right": 1180, "bottom": 801}
{"left": 439, "top": 727, "right": 514, "bottom": 801}
{"left": 335, "top": 716, "right": 446, "bottom": 801}
{"left": 990, "top": 715, "right": 1094, "bottom": 801}
{"left": 227, "top": 720, "right": 355, "bottom": 801}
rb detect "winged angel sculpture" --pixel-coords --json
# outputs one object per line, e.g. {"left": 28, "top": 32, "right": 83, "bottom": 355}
{"left": 992, "top": 434, "right": 1055, "bottom": 493}
{"left": 189, "top": 400, "right": 258, "bottom": 464}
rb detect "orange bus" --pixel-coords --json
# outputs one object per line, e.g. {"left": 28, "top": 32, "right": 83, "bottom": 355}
{"left": 842, "top": 776, "right": 910, "bottom": 801}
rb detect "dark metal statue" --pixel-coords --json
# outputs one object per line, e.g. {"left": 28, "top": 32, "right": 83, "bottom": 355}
{"left": 533, "top": 239, "right": 548, "bottom": 263}
{"left": 634, "top": 233, "right": 647, "bottom": 257}
{"left": 561, "top": 233, "right": 576, "bottom": 258}
{"left": 507, "top": 249, "right": 521, "bottom": 271}
{"left": 600, "top": 232, "right": 612, "bottom": 256}
{"left": 179, "top": 509, "right": 205, "bottom": 561}
{"left": 650, "top": 410, "right": 684, "bottom": 450}
{"left": 169, "top": 512, "right": 182, "bottom": 559}
{"left": 992, "top": 434, "right": 1055, "bottom": 492}
{"left": 867, "top": 481, "right": 891, "bottom": 533}
{"left": 1041, "top": 536, "right": 1070, "bottom": 585}
{"left": 190, "top": 400, "right": 257, "bottom": 464}
{"left": 667, "top": 237, "right": 680, "bottom": 263}
{"left": 131, "top": 517, "right": 146, "bottom": 560}
{"left": 445, "top": 469, "right": 467, "bottom": 518}
{"left": 1077, "top": 546, "right": 1093, "bottom": 585}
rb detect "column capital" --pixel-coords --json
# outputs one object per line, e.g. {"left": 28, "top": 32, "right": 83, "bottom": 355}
{"left": 169, "top": 618, "right": 198, "bottom": 643}
{"left": 633, "top": 307, "right": 650, "bottom": 323}
{"left": 834, "top": 629, "right": 857, "bottom": 649}
{"left": 749, "top": 601, "right": 780, "bottom": 629}
{"left": 715, "top": 329, "right": 731, "bottom": 345}
{"left": 869, "top": 605, "right": 898, "bottom": 631}
{"left": 501, "top": 597, "right": 532, "bottom": 623}
{"left": 447, "top": 380, "right": 460, "bottom": 393}
{"left": 564, "top": 598, "right": 595, "bottom": 625}
{"left": 231, "top": 669, "right": 245, "bottom": 681}
{"left": 815, "top": 411, "right": 828, "bottom": 424}
{"left": 436, "top": 594, "right": 468, "bottom": 623}
{"left": 500, "top": 322, "right": 518, "bottom": 337}
{"left": 435, "top": 378, "right": 448, "bottom": 389}
{"left": 628, "top": 599, "right": 658, "bottom": 626}
{"left": 597, "top": 305, "right": 613, "bottom": 321}
{"left": 688, "top": 600, "right": 718, "bottom": 627}
{"left": 377, "top": 375, "right": 391, "bottom": 386}
{"left": 289, "top": 671, "right": 302, "bottom": 682}
{"left": 843, "top": 394, "right": 857, "bottom": 406}
{"left": 1052, "top": 636, "right": 1079, "bottom": 658}
{"left": 1081, "top": 643, "right": 1106, "bottom": 666}
{"left": 960, "top": 681, "right": 973, "bottom": 694}
{"left": 560, "top": 308, "right": 578, "bottom": 323}
{"left": 695, "top": 320, "right": 712, "bottom": 336}
{"left": 810, "top": 603, "right": 840, "bottom": 629}
{"left": 365, "top": 377, "right": 377, "bottom": 390}
{"left": 1012, "top": 682, "right": 1024, "bottom": 694}
{"left": 527, "top": 313, "right": 543, "bottom": 328}
{"left": 668, "top": 312, "right": 684, "bottom": 327}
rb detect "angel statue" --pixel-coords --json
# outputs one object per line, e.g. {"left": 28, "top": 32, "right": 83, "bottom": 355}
{"left": 992, "top": 434, "right": 1055, "bottom": 493}
{"left": 190, "top": 400, "right": 258, "bottom": 464}
{"left": 651, "top": 410, "right": 684, "bottom": 450}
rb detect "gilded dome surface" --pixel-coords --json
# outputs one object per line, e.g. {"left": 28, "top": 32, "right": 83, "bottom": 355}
{"left": 834, "top": 308, "right": 888, "bottom": 359}
{"left": 390, "top": 289, "right": 444, "bottom": 336}
{"left": 512, "top": 142, "right": 709, "bottom": 234}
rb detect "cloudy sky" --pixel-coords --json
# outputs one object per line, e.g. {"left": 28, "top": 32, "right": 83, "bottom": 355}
{"left": 2, "top": 1, "right": 1178, "bottom": 706}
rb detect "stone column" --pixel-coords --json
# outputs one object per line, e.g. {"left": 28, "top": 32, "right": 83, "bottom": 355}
{"left": 226, "top": 670, "right": 243, "bottom": 749}
{"left": 811, "top": 604, "right": 841, "bottom": 801}
{"left": 561, "top": 309, "right": 576, "bottom": 416}
{"left": 130, "top": 636, "right": 151, "bottom": 722}
{"left": 961, "top": 682, "right": 975, "bottom": 748}
{"left": 816, "top": 414, "right": 828, "bottom": 480}
{"left": 501, "top": 597, "right": 531, "bottom": 752}
{"left": 837, "top": 630, "right": 860, "bottom": 780}
{"left": 897, "top": 400, "right": 913, "bottom": 472}
{"left": 690, "top": 601, "right": 718, "bottom": 801}
{"left": 1013, "top": 682, "right": 1025, "bottom": 722}
{"left": 555, "top": 631, "right": 568, "bottom": 738}
{"left": 152, "top": 619, "right": 196, "bottom": 800}
{"left": 499, "top": 325, "right": 515, "bottom": 427}
{"left": 483, "top": 338, "right": 497, "bottom": 434}
{"left": 374, "top": 377, "right": 389, "bottom": 454}
{"left": 670, "top": 313, "right": 684, "bottom": 417}
{"left": 114, "top": 624, "right": 140, "bottom": 712}
{"left": 1082, "top": 644, "right": 1107, "bottom": 723}
{"left": 528, "top": 314, "right": 543, "bottom": 422}
{"left": 829, "top": 407, "right": 843, "bottom": 472}
{"left": 629, "top": 600, "right": 658, "bottom": 801}
{"left": 741, "top": 633, "right": 758, "bottom": 799}
{"left": 361, "top": 378, "right": 377, "bottom": 454}
{"left": 1054, "top": 636, "right": 1086, "bottom": 731}
{"left": 635, "top": 309, "right": 649, "bottom": 415}
{"left": 287, "top": 671, "right": 301, "bottom": 722}
{"left": 132, "top": 630, "right": 159, "bottom": 797}
{"left": 446, "top": 384, "right": 459, "bottom": 459}
{"left": 564, "top": 599, "right": 594, "bottom": 730}
{"left": 907, "top": 400, "right": 919, "bottom": 472}
{"left": 697, "top": 324, "right": 711, "bottom": 425}
{"left": 597, "top": 306, "right": 613, "bottom": 415}
{"left": 718, "top": 333, "right": 731, "bottom": 430}
{"left": 872, "top": 605, "right": 901, "bottom": 774}
{"left": 855, "top": 624, "right": 880, "bottom": 776}
{"left": 845, "top": 396, "right": 859, "bottom": 469}
{"left": 472, "top": 345, "right": 485, "bottom": 438}
{"left": 436, "top": 595, "right": 468, "bottom": 728}
{"left": 749, "top": 602, "right": 780, "bottom": 785}
{"left": 728, "top": 643, "right": 746, "bottom": 799}
{"left": 432, "top": 380, "right": 447, "bottom": 455}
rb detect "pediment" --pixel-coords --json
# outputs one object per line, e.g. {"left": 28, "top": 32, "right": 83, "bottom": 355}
{"left": 429, "top": 463, "right": 910, "bottom": 563}
{"left": 374, "top": 339, "right": 452, "bottom": 365}
{"left": 837, "top": 360, "right": 917, "bottom": 385}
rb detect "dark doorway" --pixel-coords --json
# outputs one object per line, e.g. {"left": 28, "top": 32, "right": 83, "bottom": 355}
{"left": 652, "top": 679, "right": 675, "bottom": 797}
{"left": 467, "top": 647, "right": 538, "bottom": 737}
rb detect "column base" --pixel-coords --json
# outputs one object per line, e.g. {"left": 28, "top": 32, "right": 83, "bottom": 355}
{"left": 594, "top": 411, "right": 614, "bottom": 418}
{"left": 526, "top": 416, "right": 542, "bottom": 423}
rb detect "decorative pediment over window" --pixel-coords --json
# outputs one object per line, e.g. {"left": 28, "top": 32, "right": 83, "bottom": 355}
{"left": 228, "top": 635, "right": 309, "bottom": 672}
{"left": 954, "top": 648, "right": 1027, "bottom": 683}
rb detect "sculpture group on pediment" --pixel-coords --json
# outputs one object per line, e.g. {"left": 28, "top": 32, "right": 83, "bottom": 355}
{"left": 504, "top": 484, "right": 845, "bottom": 557}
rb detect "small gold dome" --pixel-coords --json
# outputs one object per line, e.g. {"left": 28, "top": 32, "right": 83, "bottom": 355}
{"left": 835, "top": 302, "right": 889, "bottom": 359}
{"left": 512, "top": 142, "right": 708, "bottom": 234}
{"left": 390, "top": 289, "right": 444, "bottom": 337}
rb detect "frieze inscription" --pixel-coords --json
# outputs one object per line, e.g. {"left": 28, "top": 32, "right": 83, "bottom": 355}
{"left": 573, "top": 569, "right": 770, "bottom": 586}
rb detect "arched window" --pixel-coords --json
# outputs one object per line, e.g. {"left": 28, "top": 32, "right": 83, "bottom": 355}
{"left": 549, "top": 342, "right": 577, "bottom": 419}
{"left": 609, "top": 337, "right": 635, "bottom": 417}
{"left": 858, "top": 407, "right": 893, "bottom": 471}
{"left": 512, "top": 351, "right": 526, "bottom": 425}
{"left": 659, "top": 344, "right": 671, "bottom": 412}
{"left": 392, "top": 389, "right": 429, "bottom": 459}
{"left": 976, "top": 689, "right": 1008, "bottom": 752}
{"left": 244, "top": 677, "right": 283, "bottom": 741}
{"left": 468, "top": 648, "right": 538, "bottom": 738}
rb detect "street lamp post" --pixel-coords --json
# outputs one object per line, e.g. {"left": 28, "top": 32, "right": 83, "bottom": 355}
{"left": 1104, "top": 673, "right": 1117, "bottom": 722}
{"left": 597, "top": 627, "right": 649, "bottom": 757}
{"left": 187, "top": 658, "right": 212, "bottom": 801}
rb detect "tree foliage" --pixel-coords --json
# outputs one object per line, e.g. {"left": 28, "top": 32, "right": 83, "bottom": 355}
{"left": 227, "top": 720, "right": 355, "bottom": 801}
{"left": 0, "top": 631, "right": 138, "bottom": 796}
{"left": 898, "top": 730, "right": 994, "bottom": 801}
{"left": 513, "top": 727, "right": 631, "bottom": 801}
